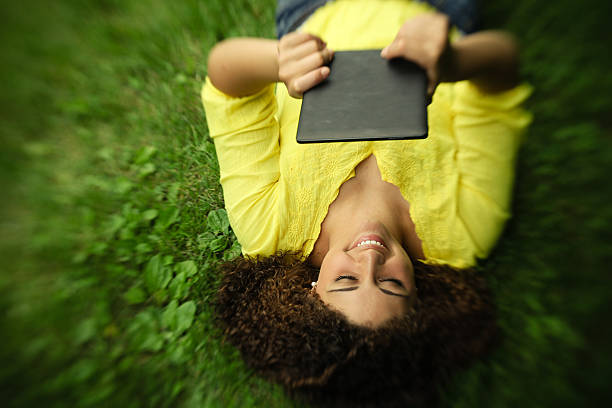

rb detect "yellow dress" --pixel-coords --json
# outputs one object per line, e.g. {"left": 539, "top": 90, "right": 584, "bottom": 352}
{"left": 201, "top": 0, "right": 532, "bottom": 268}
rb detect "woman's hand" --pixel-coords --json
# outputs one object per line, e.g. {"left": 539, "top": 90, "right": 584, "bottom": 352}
{"left": 278, "top": 32, "right": 334, "bottom": 98}
{"left": 381, "top": 13, "right": 451, "bottom": 95}
{"left": 381, "top": 14, "right": 520, "bottom": 94}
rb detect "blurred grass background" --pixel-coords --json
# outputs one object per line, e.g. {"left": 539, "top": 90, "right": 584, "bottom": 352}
{"left": 0, "top": 0, "right": 610, "bottom": 406}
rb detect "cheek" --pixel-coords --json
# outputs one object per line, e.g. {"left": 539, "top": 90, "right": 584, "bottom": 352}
{"left": 317, "top": 252, "right": 353, "bottom": 296}
{"left": 316, "top": 254, "right": 336, "bottom": 296}
{"left": 319, "top": 251, "right": 351, "bottom": 277}
{"left": 390, "top": 256, "right": 414, "bottom": 281}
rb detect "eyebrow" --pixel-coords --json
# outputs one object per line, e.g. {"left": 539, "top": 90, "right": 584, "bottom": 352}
{"left": 327, "top": 287, "right": 410, "bottom": 298}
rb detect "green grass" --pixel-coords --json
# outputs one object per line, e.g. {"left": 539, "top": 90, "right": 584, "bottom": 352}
{"left": 1, "top": 0, "right": 610, "bottom": 406}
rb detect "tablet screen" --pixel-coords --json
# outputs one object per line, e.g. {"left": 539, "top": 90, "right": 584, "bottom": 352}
{"left": 297, "top": 50, "right": 428, "bottom": 143}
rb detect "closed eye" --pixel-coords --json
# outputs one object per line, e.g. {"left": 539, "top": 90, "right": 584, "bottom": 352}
{"left": 380, "top": 278, "right": 404, "bottom": 288}
{"left": 327, "top": 276, "right": 410, "bottom": 298}
{"left": 335, "top": 275, "right": 357, "bottom": 282}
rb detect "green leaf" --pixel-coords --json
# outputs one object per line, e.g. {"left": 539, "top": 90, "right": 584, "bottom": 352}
{"left": 223, "top": 240, "right": 242, "bottom": 261}
{"left": 124, "top": 285, "right": 147, "bottom": 304}
{"left": 197, "top": 232, "right": 216, "bottom": 250}
{"left": 144, "top": 254, "right": 171, "bottom": 293}
{"left": 174, "top": 73, "right": 188, "bottom": 84}
{"left": 133, "top": 145, "right": 157, "bottom": 164}
{"left": 152, "top": 289, "right": 169, "bottom": 305}
{"left": 129, "top": 310, "right": 163, "bottom": 352}
{"left": 162, "top": 255, "right": 174, "bottom": 266}
{"left": 167, "top": 182, "right": 180, "bottom": 202}
{"left": 138, "top": 162, "right": 156, "bottom": 178}
{"left": 140, "top": 331, "right": 164, "bottom": 352}
{"left": 96, "top": 147, "right": 113, "bottom": 161}
{"left": 118, "top": 226, "right": 135, "bottom": 240}
{"left": 210, "top": 236, "right": 228, "bottom": 253}
{"left": 72, "top": 251, "right": 88, "bottom": 264}
{"left": 114, "top": 177, "right": 134, "bottom": 194}
{"left": 156, "top": 207, "right": 180, "bottom": 231}
{"left": 167, "top": 338, "right": 192, "bottom": 365}
{"left": 104, "top": 214, "right": 126, "bottom": 238}
{"left": 135, "top": 242, "right": 153, "bottom": 254}
{"left": 168, "top": 272, "right": 190, "bottom": 300}
{"left": 66, "top": 359, "right": 98, "bottom": 382}
{"left": 206, "top": 208, "right": 230, "bottom": 234}
{"left": 147, "top": 234, "right": 161, "bottom": 243}
{"left": 74, "top": 318, "right": 97, "bottom": 346}
{"left": 175, "top": 301, "right": 196, "bottom": 334}
{"left": 141, "top": 209, "right": 159, "bottom": 222}
{"left": 161, "top": 299, "right": 178, "bottom": 330}
{"left": 90, "top": 242, "right": 108, "bottom": 255}
{"left": 175, "top": 260, "right": 197, "bottom": 277}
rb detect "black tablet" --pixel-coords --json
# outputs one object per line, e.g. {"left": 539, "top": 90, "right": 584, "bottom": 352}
{"left": 296, "top": 50, "right": 428, "bottom": 143}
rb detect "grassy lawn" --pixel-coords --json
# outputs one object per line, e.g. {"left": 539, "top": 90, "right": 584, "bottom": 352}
{"left": 1, "top": 0, "right": 610, "bottom": 406}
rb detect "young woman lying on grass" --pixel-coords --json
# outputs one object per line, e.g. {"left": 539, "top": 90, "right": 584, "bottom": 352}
{"left": 202, "top": 0, "right": 531, "bottom": 405}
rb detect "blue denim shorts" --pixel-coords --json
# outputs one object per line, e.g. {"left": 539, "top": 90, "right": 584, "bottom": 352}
{"left": 275, "top": 0, "right": 479, "bottom": 38}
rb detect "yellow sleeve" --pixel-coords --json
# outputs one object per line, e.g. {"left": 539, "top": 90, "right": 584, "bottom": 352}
{"left": 201, "top": 77, "right": 280, "bottom": 255}
{"left": 452, "top": 81, "right": 533, "bottom": 257}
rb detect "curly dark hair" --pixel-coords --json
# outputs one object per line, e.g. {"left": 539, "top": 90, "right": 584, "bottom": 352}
{"left": 216, "top": 253, "right": 498, "bottom": 407}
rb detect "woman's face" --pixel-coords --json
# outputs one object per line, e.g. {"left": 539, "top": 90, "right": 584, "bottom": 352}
{"left": 315, "top": 225, "right": 416, "bottom": 327}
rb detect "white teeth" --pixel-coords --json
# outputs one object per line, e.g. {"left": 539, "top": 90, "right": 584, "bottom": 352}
{"left": 357, "top": 240, "right": 385, "bottom": 248}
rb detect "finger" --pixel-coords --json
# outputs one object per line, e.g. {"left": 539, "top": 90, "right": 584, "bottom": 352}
{"left": 280, "top": 31, "right": 311, "bottom": 47}
{"left": 426, "top": 67, "right": 438, "bottom": 96}
{"left": 290, "top": 66, "right": 330, "bottom": 98}
{"left": 427, "top": 82, "right": 435, "bottom": 96}
{"left": 283, "top": 38, "right": 326, "bottom": 62}
{"left": 286, "top": 47, "right": 334, "bottom": 78}
{"left": 280, "top": 31, "right": 324, "bottom": 50}
{"left": 380, "top": 37, "right": 405, "bottom": 59}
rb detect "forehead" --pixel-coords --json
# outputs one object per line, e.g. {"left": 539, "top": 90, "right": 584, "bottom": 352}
{"left": 323, "top": 288, "right": 409, "bottom": 327}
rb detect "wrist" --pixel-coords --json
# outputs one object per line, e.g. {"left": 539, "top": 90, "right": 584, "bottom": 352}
{"left": 263, "top": 39, "right": 281, "bottom": 84}
{"left": 438, "top": 42, "right": 459, "bottom": 83}
{"left": 438, "top": 31, "right": 519, "bottom": 92}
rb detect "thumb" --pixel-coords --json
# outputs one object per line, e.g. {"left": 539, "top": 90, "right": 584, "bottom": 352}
{"left": 426, "top": 67, "right": 439, "bottom": 96}
{"left": 380, "top": 38, "right": 405, "bottom": 59}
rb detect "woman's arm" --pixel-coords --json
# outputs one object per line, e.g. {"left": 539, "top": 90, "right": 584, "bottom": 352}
{"left": 381, "top": 13, "right": 519, "bottom": 94}
{"left": 207, "top": 38, "right": 280, "bottom": 97}
{"left": 443, "top": 31, "right": 519, "bottom": 93}
{"left": 207, "top": 33, "right": 334, "bottom": 98}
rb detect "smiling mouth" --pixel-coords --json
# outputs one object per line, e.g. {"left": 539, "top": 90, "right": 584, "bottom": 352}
{"left": 350, "top": 234, "right": 387, "bottom": 251}
{"left": 357, "top": 239, "right": 385, "bottom": 248}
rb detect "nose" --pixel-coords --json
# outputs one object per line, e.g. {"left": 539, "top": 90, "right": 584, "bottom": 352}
{"left": 355, "top": 248, "right": 385, "bottom": 277}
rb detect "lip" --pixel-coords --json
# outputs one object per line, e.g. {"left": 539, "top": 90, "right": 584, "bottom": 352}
{"left": 349, "top": 234, "right": 388, "bottom": 252}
